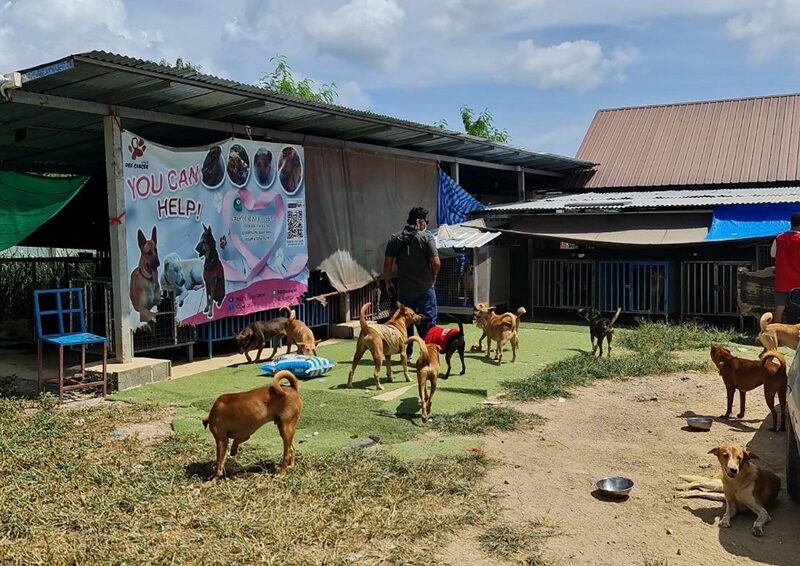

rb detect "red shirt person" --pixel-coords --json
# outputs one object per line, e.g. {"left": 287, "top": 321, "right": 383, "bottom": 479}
{"left": 770, "top": 212, "right": 800, "bottom": 322}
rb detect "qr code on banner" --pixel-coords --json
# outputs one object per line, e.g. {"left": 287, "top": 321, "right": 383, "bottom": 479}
{"left": 287, "top": 208, "right": 304, "bottom": 243}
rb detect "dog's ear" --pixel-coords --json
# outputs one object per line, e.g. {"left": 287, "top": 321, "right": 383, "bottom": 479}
{"left": 150, "top": 225, "right": 157, "bottom": 244}
{"left": 743, "top": 450, "right": 758, "bottom": 462}
{"left": 708, "top": 447, "right": 721, "bottom": 456}
{"left": 488, "top": 306, "right": 496, "bottom": 312}
{"left": 137, "top": 229, "right": 146, "bottom": 249}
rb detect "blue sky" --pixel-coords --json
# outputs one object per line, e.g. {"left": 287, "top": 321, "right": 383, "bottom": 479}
{"left": 2, "top": 0, "right": 799, "bottom": 156}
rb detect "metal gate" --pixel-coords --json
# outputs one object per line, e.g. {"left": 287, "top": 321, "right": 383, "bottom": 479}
{"left": 681, "top": 260, "right": 753, "bottom": 319}
{"left": 598, "top": 261, "right": 670, "bottom": 316}
{"left": 531, "top": 259, "right": 595, "bottom": 311}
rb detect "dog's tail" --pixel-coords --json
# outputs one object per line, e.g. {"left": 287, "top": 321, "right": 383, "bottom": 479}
{"left": 280, "top": 306, "right": 297, "bottom": 321}
{"left": 443, "top": 313, "right": 465, "bottom": 335}
{"left": 405, "top": 336, "right": 429, "bottom": 364}
{"left": 760, "top": 312, "right": 773, "bottom": 333}
{"left": 202, "top": 417, "right": 209, "bottom": 429}
{"left": 761, "top": 350, "right": 787, "bottom": 374}
{"left": 609, "top": 307, "right": 622, "bottom": 328}
{"left": 359, "top": 302, "right": 372, "bottom": 335}
{"left": 271, "top": 369, "right": 300, "bottom": 396}
{"left": 514, "top": 307, "right": 527, "bottom": 331}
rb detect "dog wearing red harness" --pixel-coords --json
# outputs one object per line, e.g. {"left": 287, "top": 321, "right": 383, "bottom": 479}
{"left": 421, "top": 314, "right": 466, "bottom": 379}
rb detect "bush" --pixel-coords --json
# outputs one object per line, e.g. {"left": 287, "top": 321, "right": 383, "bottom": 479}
{"left": 618, "top": 319, "right": 746, "bottom": 353}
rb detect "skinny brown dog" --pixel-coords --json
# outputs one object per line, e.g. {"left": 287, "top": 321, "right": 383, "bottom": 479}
{"left": 347, "top": 301, "right": 421, "bottom": 390}
{"left": 709, "top": 344, "right": 787, "bottom": 431}
{"left": 406, "top": 336, "right": 441, "bottom": 423}
{"left": 758, "top": 311, "right": 800, "bottom": 353}
{"left": 281, "top": 306, "right": 319, "bottom": 355}
{"left": 471, "top": 303, "right": 526, "bottom": 364}
{"left": 709, "top": 442, "right": 781, "bottom": 537}
{"left": 203, "top": 370, "right": 303, "bottom": 481}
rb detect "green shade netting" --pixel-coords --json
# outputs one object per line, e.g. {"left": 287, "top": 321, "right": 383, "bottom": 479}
{"left": 0, "top": 172, "right": 88, "bottom": 252}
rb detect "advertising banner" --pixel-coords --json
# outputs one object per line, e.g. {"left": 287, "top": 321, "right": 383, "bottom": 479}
{"left": 122, "top": 132, "right": 308, "bottom": 327}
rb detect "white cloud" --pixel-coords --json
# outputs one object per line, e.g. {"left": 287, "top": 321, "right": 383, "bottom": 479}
{"left": 0, "top": 0, "right": 163, "bottom": 70}
{"left": 726, "top": 0, "right": 800, "bottom": 62}
{"left": 507, "top": 39, "right": 639, "bottom": 90}
{"left": 426, "top": 0, "right": 542, "bottom": 35}
{"left": 336, "top": 80, "right": 372, "bottom": 110}
{"left": 305, "top": 0, "right": 405, "bottom": 69}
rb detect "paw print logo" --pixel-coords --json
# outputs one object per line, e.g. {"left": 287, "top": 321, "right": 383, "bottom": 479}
{"left": 213, "top": 192, "right": 223, "bottom": 213}
{"left": 128, "top": 137, "right": 146, "bottom": 161}
{"left": 219, "top": 235, "right": 227, "bottom": 250}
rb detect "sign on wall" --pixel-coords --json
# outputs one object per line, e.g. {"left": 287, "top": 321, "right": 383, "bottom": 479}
{"left": 121, "top": 132, "right": 308, "bottom": 327}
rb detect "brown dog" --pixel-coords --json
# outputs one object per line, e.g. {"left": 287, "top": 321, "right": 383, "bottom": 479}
{"left": 471, "top": 303, "right": 526, "bottom": 364}
{"left": 196, "top": 224, "right": 225, "bottom": 318}
{"left": 281, "top": 306, "right": 320, "bottom": 355}
{"left": 406, "top": 336, "right": 441, "bottom": 423}
{"left": 203, "top": 370, "right": 302, "bottom": 481}
{"left": 129, "top": 226, "right": 160, "bottom": 324}
{"left": 278, "top": 146, "right": 302, "bottom": 193}
{"left": 758, "top": 311, "right": 800, "bottom": 353}
{"left": 347, "top": 301, "right": 421, "bottom": 390}
{"left": 234, "top": 318, "right": 289, "bottom": 363}
{"left": 709, "top": 345, "right": 787, "bottom": 431}
{"left": 709, "top": 442, "right": 781, "bottom": 537}
{"left": 253, "top": 149, "right": 273, "bottom": 186}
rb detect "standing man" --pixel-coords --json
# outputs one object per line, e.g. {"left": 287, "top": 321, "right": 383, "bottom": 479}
{"left": 384, "top": 206, "right": 441, "bottom": 353}
{"left": 770, "top": 212, "right": 800, "bottom": 322}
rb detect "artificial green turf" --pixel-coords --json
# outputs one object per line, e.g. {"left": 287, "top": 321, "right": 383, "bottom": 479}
{"left": 111, "top": 322, "right": 589, "bottom": 456}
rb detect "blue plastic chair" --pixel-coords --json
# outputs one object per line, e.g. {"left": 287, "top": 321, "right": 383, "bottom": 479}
{"left": 34, "top": 288, "right": 108, "bottom": 399}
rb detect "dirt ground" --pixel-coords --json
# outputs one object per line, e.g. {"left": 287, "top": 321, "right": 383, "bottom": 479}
{"left": 440, "top": 370, "right": 800, "bottom": 566}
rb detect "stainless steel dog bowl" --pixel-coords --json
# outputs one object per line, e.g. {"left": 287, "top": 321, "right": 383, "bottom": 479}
{"left": 686, "top": 417, "right": 713, "bottom": 431}
{"left": 595, "top": 476, "right": 634, "bottom": 498}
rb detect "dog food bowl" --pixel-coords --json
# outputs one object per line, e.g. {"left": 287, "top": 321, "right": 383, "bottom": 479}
{"left": 595, "top": 476, "right": 634, "bottom": 499}
{"left": 686, "top": 417, "right": 713, "bottom": 431}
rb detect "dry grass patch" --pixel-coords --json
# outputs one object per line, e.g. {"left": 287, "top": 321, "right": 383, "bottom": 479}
{"left": 0, "top": 397, "right": 494, "bottom": 565}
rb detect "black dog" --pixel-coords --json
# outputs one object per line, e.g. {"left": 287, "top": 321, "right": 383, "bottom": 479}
{"left": 195, "top": 224, "right": 226, "bottom": 318}
{"left": 577, "top": 307, "right": 622, "bottom": 357}
{"left": 420, "top": 314, "right": 466, "bottom": 379}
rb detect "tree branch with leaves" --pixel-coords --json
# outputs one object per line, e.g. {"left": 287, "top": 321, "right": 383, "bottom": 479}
{"left": 256, "top": 55, "right": 338, "bottom": 104}
{"left": 435, "top": 105, "right": 510, "bottom": 143}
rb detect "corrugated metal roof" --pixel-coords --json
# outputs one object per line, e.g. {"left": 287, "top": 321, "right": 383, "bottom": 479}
{"left": 575, "top": 93, "right": 800, "bottom": 189}
{"left": 0, "top": 51, "right": 594, "bottom": 174}
{"left": 434, "top": 223, "right": 500, "bottom": 248}
{"left": 483, "top": 186, "right": 800, "bottom": 213}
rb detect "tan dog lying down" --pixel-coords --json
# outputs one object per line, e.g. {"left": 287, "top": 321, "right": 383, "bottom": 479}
{"left": 202, "top": 370, "right": 303, "bottom": 481}
{"left": 347, "top": 302, "right": 421, "bottom": 390}
{"left": 710, "top": 443, "right": 781, "bottom": 537}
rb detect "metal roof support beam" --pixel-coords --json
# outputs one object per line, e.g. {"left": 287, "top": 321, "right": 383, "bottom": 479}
{"left": 517, "top": 168, "right": 526, "bottom": 202}
{"left": 338, "top": 124, "right": 393, "bottom": 140}
{"left": 271, "top": 113, "right": 340, "bottom": 131}
{"left": 385, "top": 133, "right": 436, "bottom": 147}
{"left": 193, "top": 100, "right": 266, "bottom": 120}
{"left": 451, "top": 162, "right": 460, "bottom": 184}
{"left": 107, "top": 80, "right": 173, "bottom": 104}
{"left": 3, "top": 90, "right": 566, "bottom": 176}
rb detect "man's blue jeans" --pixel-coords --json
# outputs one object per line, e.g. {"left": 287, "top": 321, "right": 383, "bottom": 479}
{"left": 397, "top": 287, "right": 437, "bottom": 357}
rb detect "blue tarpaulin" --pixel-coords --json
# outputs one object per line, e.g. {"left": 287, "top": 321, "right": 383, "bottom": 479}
{"left": 705, "top": 204, "right": 800, "bottom": 241}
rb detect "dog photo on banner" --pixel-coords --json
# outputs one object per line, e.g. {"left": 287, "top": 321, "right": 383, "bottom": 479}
{"left": 120, "top": 132, "right": 309, "bottom": 328}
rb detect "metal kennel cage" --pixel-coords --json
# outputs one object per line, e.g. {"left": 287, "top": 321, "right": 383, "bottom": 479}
{"left": 680, "top": 260, "right": 754, "bottom": 321}
{"left": 531, "top": 258, "right": 595, "bottom": 313}
{"left": 597, "top": 260, "right": 671, "bottom": 317}
{"left": 435, "top": 254, "right": 474, "bottom": 308}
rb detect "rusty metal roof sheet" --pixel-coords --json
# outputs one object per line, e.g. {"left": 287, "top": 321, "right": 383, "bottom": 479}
{"left": 575, "top": 94, "right": 800, "bottom": 189}
{"left": 482, "top": 186, "right": 800, "bottom": 213}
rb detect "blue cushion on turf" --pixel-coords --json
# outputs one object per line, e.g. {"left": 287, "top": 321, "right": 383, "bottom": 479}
{"left": 260, "top": 354, "right": 335, "bottom": 379}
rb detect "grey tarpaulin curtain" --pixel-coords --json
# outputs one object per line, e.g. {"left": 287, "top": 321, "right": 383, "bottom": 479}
{"left": 305, "top": 146, "right": 438, "bottom": 292}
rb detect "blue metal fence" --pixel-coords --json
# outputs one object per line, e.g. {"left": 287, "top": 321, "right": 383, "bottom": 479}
{"left": 196, "top": 270, "right": 334, "bottom": 358}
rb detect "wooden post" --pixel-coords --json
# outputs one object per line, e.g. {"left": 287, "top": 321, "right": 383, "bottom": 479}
{"left": 104, "top": 116, "right": 133, "bottom": 363}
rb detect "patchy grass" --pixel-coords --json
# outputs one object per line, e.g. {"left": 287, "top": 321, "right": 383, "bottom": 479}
{"left": 477, "top": 519, "right": 559, "bottom": 564}
{"left": 503, "top": 350, "right": 707, "bottom": 402}
{"left": 0, "top": 398, "right": 494, "bottom": 565}
{"left": 431, "top": 406, "right": 544, "bottom": 436}
{"left": 618, "top": 319, "right": 748, "bottom": 353}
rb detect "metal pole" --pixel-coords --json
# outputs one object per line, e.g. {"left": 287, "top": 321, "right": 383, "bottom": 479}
{"left": 103, "top": 116, "right": 134, "bottom": 363}
{"left": 517, "top": 168, "right": 525, "bottom": 202}
{"left": 451, "top": 162, "right": 460, "bottom": 185}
